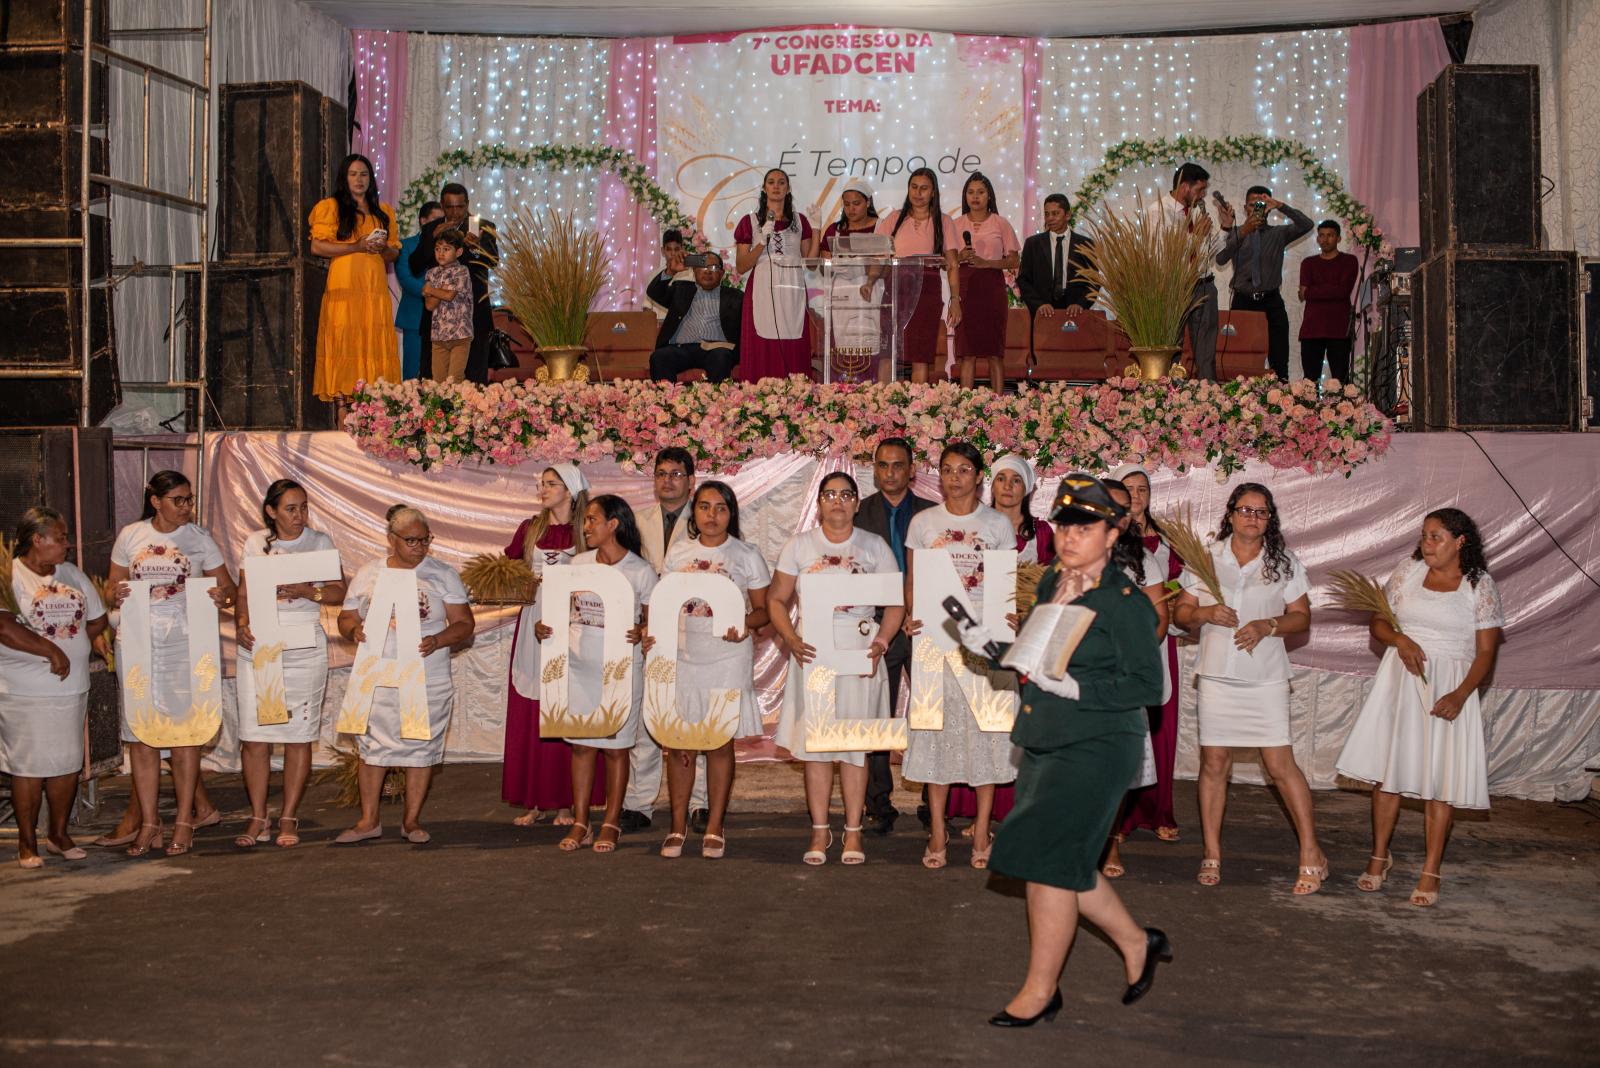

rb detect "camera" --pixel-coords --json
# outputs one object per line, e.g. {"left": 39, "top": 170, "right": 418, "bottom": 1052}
{"left": 683, "top": 252, "right": 719, "bottom": 268}
{"left": 1250, "top": 201, "right": 1269, "bottom": 220}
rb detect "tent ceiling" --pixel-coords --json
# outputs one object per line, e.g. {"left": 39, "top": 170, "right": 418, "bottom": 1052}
{"left": 302, "top": 0, "right": 1465, "bottom": 38}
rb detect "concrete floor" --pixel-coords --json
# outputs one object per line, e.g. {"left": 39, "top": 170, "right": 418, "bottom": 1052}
{"left": 2, "top": 762, "right": 1597, "bottom": 1067}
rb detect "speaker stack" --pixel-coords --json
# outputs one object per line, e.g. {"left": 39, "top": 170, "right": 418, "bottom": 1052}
{"left": 186, "top": 81, "right": 347, "bottom": 430}
{"left": 1413, "top": 65, "right": 1587, "bottom": 431}
{"left": 0, "top": 0, "right": 120, "bottom": 427}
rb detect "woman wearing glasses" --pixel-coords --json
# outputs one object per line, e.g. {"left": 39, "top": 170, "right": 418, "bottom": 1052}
{"left": 903, "top": 443, "right": 1018, "bottom": 871}
{"left": 769, "top": 472, "right": 904, "bottom": 866}
{"left": 336, "top": 506, "right": 474, "bottom": 845}
{"left": 1171, "top": 483, "right": 1325, "bottom": 894}
{"left": 107, "top": 470, "right": 236, "bottom": 857}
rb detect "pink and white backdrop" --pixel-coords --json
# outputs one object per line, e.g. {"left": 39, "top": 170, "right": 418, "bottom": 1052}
{"left": 353, "top": 21, "right": 1451, "bottom": 330}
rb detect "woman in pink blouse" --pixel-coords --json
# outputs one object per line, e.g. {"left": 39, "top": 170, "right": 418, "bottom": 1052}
{"left": 952, "top": 173, "right": 1020, "bottom": 392}
{"left": 873, "top": 168, "right": 961, "bottom": 384}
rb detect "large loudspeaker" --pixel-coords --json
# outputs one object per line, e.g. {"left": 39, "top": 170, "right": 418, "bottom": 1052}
{"left": 219, "top": 82, "right": 337, "bottom": 260}
{"left": 186, "top": 260, "right": 335, "bottom": 430}
{"left": 0, "top": 427, "right": 115, "bottom": 575}
{"left": 1417, "top": 66, "right": 1542, "bottom": 257}
{"left": 0, "top": 1, "right": 119, "bottom": 425}
{"left": 1411, "top": 250, "right": 1584, "bottom": 431}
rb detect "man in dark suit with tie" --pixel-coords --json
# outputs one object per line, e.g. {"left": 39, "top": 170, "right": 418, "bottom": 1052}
{"left": 1017, "top": 193, "right": 1094, "bottom": 365}
{"left": 853, "top": 436, "right": 935, "bottom": 835}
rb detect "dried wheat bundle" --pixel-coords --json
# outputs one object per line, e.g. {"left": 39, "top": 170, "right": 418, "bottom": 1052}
{"left": 0, "top": 536, "right": 24, "bottom": 620}
{"left": 1015, "top": 561, "right": 1049, "bottom": 616}
{"left": 322, "top": 746, "right": 406, "bottom": 808}
{"left": 1325, "top": 570, "right": 1401, "bottom": 632}
{"left": 1160, "top": 504, "right": 1225, "bottom": 607}
{"left": 1076, "top": 192, "right": 1207, "bottom": 349}
{"left": 498, "top": 207, "right": 611, "bottom": 348}
{"left": 461, "top": 552, "right": 538, "bottom": 604}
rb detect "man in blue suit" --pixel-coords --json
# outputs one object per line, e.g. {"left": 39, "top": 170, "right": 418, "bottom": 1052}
{"left": 394, "top": 200, "right": 443, "bottom": 380}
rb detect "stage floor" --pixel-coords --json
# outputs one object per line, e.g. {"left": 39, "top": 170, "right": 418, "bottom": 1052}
{"left": 2, "top": 764, "right": 1596, "bottom": 1065}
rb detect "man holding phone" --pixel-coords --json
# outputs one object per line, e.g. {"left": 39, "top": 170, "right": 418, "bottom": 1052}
{"left": 1216, "top": 185, "right": 1312, "bottom": 380}
{"left": 408, "top": 182, "right": 499, "bottom": 382}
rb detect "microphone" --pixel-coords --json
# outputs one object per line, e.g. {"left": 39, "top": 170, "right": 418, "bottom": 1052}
{"left": 963, "top": 230, "right": 974, "bottom": 249}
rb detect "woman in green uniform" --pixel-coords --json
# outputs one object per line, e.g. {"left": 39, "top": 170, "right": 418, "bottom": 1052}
{"left": 957, "top": 474, "right": 1172, "bottom": 1026}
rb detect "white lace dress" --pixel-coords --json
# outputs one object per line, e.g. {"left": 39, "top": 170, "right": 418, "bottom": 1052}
{"left": 1336, "top": 558, "right": 1504, "bottom": 809}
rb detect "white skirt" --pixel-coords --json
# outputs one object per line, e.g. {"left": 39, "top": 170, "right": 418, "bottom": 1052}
{"left": 1196, "top": 676, "right": 1291, "bottom": 748}
{"left": 235, "top": 633, "right": 329, "bottom": 744}
{"left": 0, "top": 691, "right": 87, "bottom": 777}
{"left": 1336, "top": 646, "right": 1489, "bottom": 810}
{"left": 672, "top": 628, "right": 763, "bottom": 740}
{"left": 562, "top": 624, "right": 644, "bottom": 751}
{"left": 356, "top": 652, "right": 455, "bottom": 768}
{"left": 775, "top": 617, "right": 889, "bottom": 767}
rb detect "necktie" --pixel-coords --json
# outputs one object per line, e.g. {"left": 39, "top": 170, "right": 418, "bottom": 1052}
{"left": 1051, "top": 235, "right": 1064, "bottom": 298}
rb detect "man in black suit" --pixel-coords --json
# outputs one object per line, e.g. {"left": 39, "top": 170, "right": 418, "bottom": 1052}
{"left": 646, "top": 252, "right": 743, "bottom": 383}
{"left": 409, "top": 181, "right": 498, "bottom": 383}
{"left": 1017, "top": 192, "right": 1094, "bottom": 322}
{"left": 853, "top": 436, "right": 935, "bottom": 835}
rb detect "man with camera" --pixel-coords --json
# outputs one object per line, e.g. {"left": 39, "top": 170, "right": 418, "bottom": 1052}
{"left": 1216, "top": 185, "right": 1312, "bottom": 380}
{"left": 646, "top": 251, "right": 743, "bottom": 383}
{"left": 408, "top": 182, "right": 499, "bottom": 382}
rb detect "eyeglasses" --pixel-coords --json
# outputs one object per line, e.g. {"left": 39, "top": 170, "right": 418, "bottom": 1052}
{"left": 163, "top": 494, "right": 195, "bottom": 507}
{"left": 655, "top": 470, "right": 689, "bottom": 481}
{"left": 1232, "top": 506, "right": 1271, "bottom": 519}
{"left": 394, "top": 534, "right": 433, "bottom": 547}
{"left": 940, "top": 465, "right": 977, "bottom": 477}
{"left": 819, "top": 490, "right": 858, "bottom": 503}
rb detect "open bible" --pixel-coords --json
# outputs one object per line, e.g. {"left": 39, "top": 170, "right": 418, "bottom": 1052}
{"left": 1000, "top": 603, "right": 1096, "bottom": 681}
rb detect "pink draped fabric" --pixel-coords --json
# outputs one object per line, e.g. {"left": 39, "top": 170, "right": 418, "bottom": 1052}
{"left": 1347, "top": 19, "right": 1452, "bottom": 249}
{"left": 600, "top": 38, "right": 662, "bottom": 310}
{"left": 352, "top": 30, "right": 409, "bottom": 198}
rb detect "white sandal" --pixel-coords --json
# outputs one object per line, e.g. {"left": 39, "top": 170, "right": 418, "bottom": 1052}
{"left": 802, "top": 824, "right": 832, "bottom": 866}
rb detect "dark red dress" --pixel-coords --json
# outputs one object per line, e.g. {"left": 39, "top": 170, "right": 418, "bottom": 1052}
{"left": 500, "top": 519, "right": 606, "bottom": 811}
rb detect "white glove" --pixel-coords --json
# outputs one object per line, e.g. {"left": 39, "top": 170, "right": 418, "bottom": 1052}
{"left": 956, "top": 620, "right": 997, "bottom": 657}
{"left": 759, "top": 220, "right": 776, "bottom": 239}
{"left": 1028, "top": 671, "right": 1081, "bottom": 700}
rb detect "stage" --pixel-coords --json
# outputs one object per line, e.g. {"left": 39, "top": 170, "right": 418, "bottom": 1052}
{"left": 113, "top": 425, "right": 1600, "bottom": 804}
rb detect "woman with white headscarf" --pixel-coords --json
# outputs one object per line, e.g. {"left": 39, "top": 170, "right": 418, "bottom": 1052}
{"left": 501, "top": 463, "right": 605, "bottom": 827}
{"left": 947, "top": 454, "right": 1053, "bottom": 833}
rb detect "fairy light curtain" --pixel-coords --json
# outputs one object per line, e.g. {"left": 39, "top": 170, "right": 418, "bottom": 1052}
{"left": 354, "top": 23, "right": 1431, "bottom": 324}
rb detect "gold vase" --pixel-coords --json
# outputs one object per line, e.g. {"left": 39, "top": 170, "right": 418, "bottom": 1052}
{"left": 1124, "top": 346, "right": 1186, "bottom": 381}
{"left": 535, "top": 345, "right": 590, "bottom": 383}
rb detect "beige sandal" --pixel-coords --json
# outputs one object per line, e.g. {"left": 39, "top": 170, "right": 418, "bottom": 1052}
{"left": 1197, "top": 858, "right": 1221, "bottom": 886}
{"left": 592, "top": 822, "right": 622, "bottom": 854}
{"left": 660, "top": 831, "right": 687, "bottom": 859}
{"left": 1293, "top": 861, "right": 1330, "bottom": 896}
{"left": 234, "top": 816, "right": 271, "bottom": 849}
{"left": 558, "top": 823, "right": 592, "bottom": 852}
{"left": 1356, "top": 854, "right": 1393, "bottom": 893}
{"left": 1411, "top": 871, "right": 1442, "bottom": 907}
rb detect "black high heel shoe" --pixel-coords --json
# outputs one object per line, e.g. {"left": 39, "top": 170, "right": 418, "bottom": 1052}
{"left": 1122, "top": 927, "right": 1173, "bottom": 1006}
{"left": 988, "top": 988, "right": 1062, "bottom": 1028}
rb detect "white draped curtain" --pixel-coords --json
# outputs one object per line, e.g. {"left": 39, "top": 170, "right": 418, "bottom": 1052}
{"left": 105, "top": 0, "right": 350, "bottom": 430}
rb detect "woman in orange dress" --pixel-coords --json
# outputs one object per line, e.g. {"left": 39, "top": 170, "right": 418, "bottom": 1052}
{"left": 310, "top": 153, "right": 401, "bottom": 414}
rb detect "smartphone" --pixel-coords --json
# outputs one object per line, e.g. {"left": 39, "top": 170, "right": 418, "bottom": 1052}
{"left": 468, "top": 214, "right": 481, "bottom": 238}
{"left": 368, "top": 228, "right": 387, "bottom": 244}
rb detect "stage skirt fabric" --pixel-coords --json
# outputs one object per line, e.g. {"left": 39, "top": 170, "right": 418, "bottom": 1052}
{"left": 902, "top": 266, "right": 945, "bottom": 365}
{"left": 117, "top": 615, "right": 217, "bottom": 746}
{"left": 954, "top": 267, "right": 1007, "bottom": 358}
{"left": 990, "top": 728, "right": 1144, "bottom": 891}
{"left": 774, "top": 618, "right": 888, "bottom": 767}
{"left": 309, "top": 198, "right": 402, "bottom": 400}
{"left": 1336, "top": 646, "right": 1490, "bottom": 810}
{"left": 562, "top": 623, "right": 646, "bottom": 751}
{"left": 234, "top": 631, "right": 329, "bottom": 744}
{"left": 1196, "top": 676, "right": 1292, "bottom": 748}
{"left": 0, "top": 692, "right": 87, "bottom": 777}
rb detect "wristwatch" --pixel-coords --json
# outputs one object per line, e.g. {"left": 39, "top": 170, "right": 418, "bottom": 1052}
{"left": 312, "top": 585, "right": 323, "bottom": 603}
{"left": 1266, "top": 617, "right": 1279, "bottom": 636}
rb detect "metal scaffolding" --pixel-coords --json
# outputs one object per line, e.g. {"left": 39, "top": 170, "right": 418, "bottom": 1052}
{"left": 0, "top": 0, "right": 215, "bottom": 517}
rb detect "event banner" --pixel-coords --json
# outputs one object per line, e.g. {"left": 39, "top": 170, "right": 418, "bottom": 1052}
{"left": 655, "top": 28, "right": 1026, "bottom": 251}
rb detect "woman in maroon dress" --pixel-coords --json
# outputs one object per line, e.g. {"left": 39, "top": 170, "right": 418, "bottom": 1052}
{"left": 502, "top": 463, "right": 604, "bottom": 825}
{"left": 820, "top": 178, "right": 878, "bottom": 252}
{"left": 874, "top": 168, "right": 960, "bottom": 383}
{"left": 733, "top": 168, "right": 817, "bottom": 381}
{"left": 952, "top": 172, "right": 1021, "bottom": 392}
{"left": 1112, "top": 464, "right": 1181, "bottom": 846}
